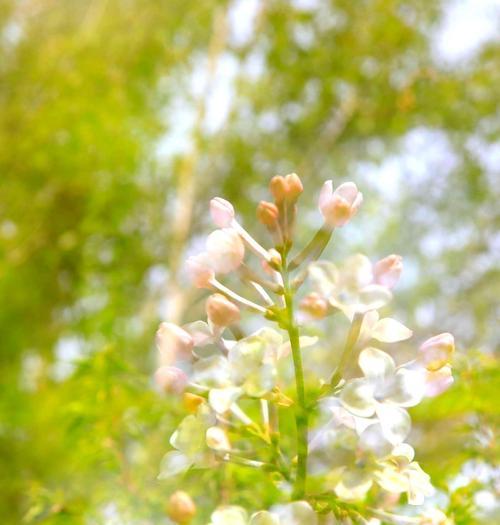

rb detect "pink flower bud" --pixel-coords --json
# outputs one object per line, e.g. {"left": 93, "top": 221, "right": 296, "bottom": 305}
{"left": 425, "top": 366, "right": 453, "bottom": 397}
{"left": 186, "top": 253, "right": 214, "bottom": 289}
{"left": 318, "top": 181, "right": 363, "bottom": 227}
{"left": 257, "top": 200, "right": 279, "bottom": 228}
{"left": 210, "top": 197, "right": 235, "bottom": 228}
{"left": 206, "top": 228, "right": 245, "bottom": 274}
{"left": 269, "top": 173, "right": 303, "bottom": 203}
{"left": 156, "top": 322, "right": 194, "bottom": 365}
{"left": 419, "top": 332, "right": 455, "bottom": 371}
{"left": 206, "top": 293, "right": 241, "bottom": 327}
{"left": 285, "top": 172, "right": 304, "bottom": 200}
{"left": 373, "top": 254, "right": 403, "bottom": 288}
{"left": 154, "top": 366, "right": 188, "bottom": 395}
{"left": 300, "top": 292, "right": 329, "bottom": 319}
{"left": 166, "top": 490, "right": 196, "bottom": 523}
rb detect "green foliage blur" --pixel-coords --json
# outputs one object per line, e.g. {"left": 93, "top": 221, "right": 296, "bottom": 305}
{"left": 0, "top": 0, "right": 498, "bottom": 523}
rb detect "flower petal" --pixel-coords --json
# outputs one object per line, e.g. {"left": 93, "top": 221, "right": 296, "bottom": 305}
{"left": 341, "top": 254, "right": 373, "bottom": 289}
{"left": 374, "top": 464, "right": 408, "bottom": 493}
{"left": 170, "top": 414, "right": 208, "bottom": 456}
{"left": 206, "top": 426, "right": 231, "bottom": 451}
{"left": 358, "top": 423, "right": 394, "bottom": 457}
{"left": 385, "top": 369, "right": 425, "bottom": 407}
{"left": 335, "top": 468, "right": 373, "bottom": 501}
{"left": 209, "top": 387, "right": 242, "bottom": 414}
{"left": 249, "top": 511, "right": 280, "bottom": 525}
{"left": 359, "top": 284, "right": 392, "bottom": 310}
{"left": 334, "top": 182, "right": 359, "bottom": 205}
{"left": 376, "top": 403, "right": 411, "bottom": 445}
{"left": 340, "top": 378, "right": 376, "bottom": 417}
{"left": 271, "top": 501, "right": 318, "bottom": 525}
{"left": 371, "top": 318, "right": 413, "bottom": 343}
{"left": 157, "top": 451, "right": 192, "bottom": 479}
{"left": 392, "top": 443, "right": 415, "bottom": 462}
{"left": 192, "top": 355, "right": 231, "bottom": 388}
{"left": 210, "top": 506, "right": 248, "bottom": 525}
{"left": 308, "top": 261, "right": 339, "bottom": 296}
{"left": 359, "top": 347, "right": 396, "bottom": 382}
{"left": 425, "top": 366, "right": 454, "bottom": 397}
{"left": 406, "top": 462, "right": 435, "bottom": 505}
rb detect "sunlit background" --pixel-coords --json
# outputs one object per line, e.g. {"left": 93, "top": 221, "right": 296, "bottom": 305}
{"left": 0, "top": 0, "right": 499, "bottom": 523}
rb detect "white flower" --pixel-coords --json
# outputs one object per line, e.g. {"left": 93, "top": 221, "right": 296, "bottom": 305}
{"left": 375, "top": 444, "right": 435, "bottom": 505}
{"left": 309, "top": 398, "right": 394, "bottom": 500}
{"left": 207, "top": 502, "right": 317, "bottom": 525}
{"left": 308, "top": 256, "right": 392, "bottom": 319}
{"left": 158, "top": 403, "right": 217, "bottom": 479}
{"left": 340, "top": 348, "right": 425, "bottom": 444}
{"left": 420, "top": 509, "right": 453, "bottom": 524}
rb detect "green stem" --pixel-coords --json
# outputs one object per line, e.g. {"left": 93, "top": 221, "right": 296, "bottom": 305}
{"left": 282, "top": 253, "right": 308, "bottom": 499}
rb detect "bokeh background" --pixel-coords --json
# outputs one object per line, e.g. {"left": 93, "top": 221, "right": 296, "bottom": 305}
{"left": 0, "top": 0, "right": 499, "bottom": 523}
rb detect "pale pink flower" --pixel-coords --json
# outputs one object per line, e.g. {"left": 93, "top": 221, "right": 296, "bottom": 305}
{"left": 206, "top": 228, "right": 245, "bottom": 273}
{"left": 154, "top": 366, "right": 189, "bottom": 394}
{"left": 186, "top": 253, "right": 215, "bottom": 289}
{"left": 210, "top": 197, "right": 235, "bottom": 228}
{"left": 373, "top": 254, "right": 403, "bottom": 289}
{"left": 419, "top": 332, "right": 455, "bottom": 371}
{"left": 206, "top": 293, "right": 241, "bottom": 327}
{"left": 156, "top": 322, "right": 194, "bottom": 365}
{"left": 425, "top": 365, "right": 454, "bottom": 397}
{"left": 318, "top": 181, "right": 363, "bottom": 227}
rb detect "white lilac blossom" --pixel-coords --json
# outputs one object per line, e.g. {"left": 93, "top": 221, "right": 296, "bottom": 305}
{"left": 340, "top": 348, "right": 425, "bottom": 444}
{"left": 152, "top": 174, "right": 456, "bottom": 524}
{"left": 207, "top": 501, "right": 317, "bottom": 525}
{"left": 307, "top": 256, "right": 393, "bottom": 319}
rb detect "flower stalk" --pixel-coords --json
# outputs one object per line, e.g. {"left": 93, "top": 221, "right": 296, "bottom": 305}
{"left": 281, "top": 249, "right": 309, "bottom": 500}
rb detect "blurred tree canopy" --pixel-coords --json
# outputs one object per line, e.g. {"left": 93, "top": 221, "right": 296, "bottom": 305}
{"left": 0, "top": 0, "right": 498, "bottom": 523}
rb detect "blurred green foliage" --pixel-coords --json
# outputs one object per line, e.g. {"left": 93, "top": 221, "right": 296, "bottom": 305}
{"left": 0, "top": 0, "right": 498, "bottom": 523}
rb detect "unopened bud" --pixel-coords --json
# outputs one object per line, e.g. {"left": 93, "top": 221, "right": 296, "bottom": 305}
{"left": 269, "top": 173, "right": 303, "bottom": 203}
{"left": 206, "top": 426, "right": 230, "bottom": 451}
{"left": 419, "top": 333, "right": 455, "bottom": 371}
{"left": 156, "top": 322, "right": 194, "bottom": 365}
{"left": 183, "top": 392, "right": 205, "bottom": 413}
{"left": 154, "top": 366, "right": 188, "bottom": 395}
{"left": 285, "top": 173, "right": 304, "bottom": 200}
{"left": 166, "top": 491, "right": 196, "bottom": 524}
{"left": 318, "top": 181, "right": 363, "bottom": 228}
{"left": 206, "top": 228, "right": 245, "bottom": 274}
{"left": 206, "top": 293, "right": 241, "bottom": 327}
{"left": 300, "top": 292, "right": 329, "bottom": 319}
{"left": 267, "top": 248, "right": 282, "bottom": 270}
{"left": 210, "top": 197, "right": 235, "bottom": 228}
{"left": 186, "top": 253, "right": 214, "bottom": 289}
{"left": 257, "top": 201, "right": 279, "bottom": 228}
{"left": 373, "top": 254, "right": 403, "bottom": 288}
